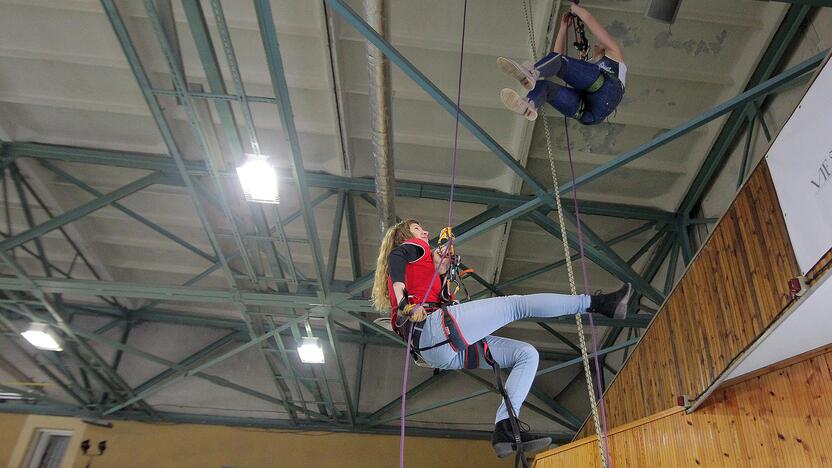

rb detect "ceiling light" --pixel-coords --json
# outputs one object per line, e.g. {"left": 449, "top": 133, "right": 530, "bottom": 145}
{"left": 0, "top": 392, "right": 24, "bottom": 400}
{"left": 297, "top": 336, "right": 324, "bottom": 364}
{"left": 21, "top": 323, "right": 63, "bottom": 351}
{"left": 236, "top": 154, "right": 279, "bottom": 204}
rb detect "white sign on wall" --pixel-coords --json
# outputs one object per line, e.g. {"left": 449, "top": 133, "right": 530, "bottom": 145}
{"left": 766, "top": 57, "right": 832, "bottom": 274}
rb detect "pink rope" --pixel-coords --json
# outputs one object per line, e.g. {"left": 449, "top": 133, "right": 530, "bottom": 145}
{"left": 399, "top": 1, "right": 468, "bottom": 466}
{"left": 563, "top": 13, "right": 613, "bottom": 466}
{"left": 563, "top": 118, "right": 613, "bottom": 465}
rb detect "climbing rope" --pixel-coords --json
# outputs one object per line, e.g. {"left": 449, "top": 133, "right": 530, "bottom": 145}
{"left": 569, "top": 13, "right": 591, "bottom": 61}
{"left": 438, "top": 227, "right": 474, "bottom": 303}
{"left": 398, "top": 1, "right": 468, "bottom": 467}
{"left": 521, "top": 1, "right": 611, "bottom": 466}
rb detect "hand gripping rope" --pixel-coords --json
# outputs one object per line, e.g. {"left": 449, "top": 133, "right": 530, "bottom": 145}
{"left": 521, "top": 1, "right": 612, "bottom": 466}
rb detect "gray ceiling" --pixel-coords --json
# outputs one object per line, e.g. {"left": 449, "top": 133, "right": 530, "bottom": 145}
{"left": 0, "top": 0, "right": 790, "bottom": 440}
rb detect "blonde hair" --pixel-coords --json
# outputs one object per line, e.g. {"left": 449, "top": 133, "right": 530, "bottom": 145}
{"left": 371, "top": 219, "right": 420, "bottom": 313}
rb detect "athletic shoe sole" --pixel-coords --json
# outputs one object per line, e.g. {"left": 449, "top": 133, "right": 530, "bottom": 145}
{"left": 496, "top": 57, "right": 536, "bottom": 90}
{"left": 493, "top": 437, "right": 553, "bottom": 458}
{"left": 500, "top": 88, "right": 538, "bottom": 121}
{"left": 614, "top": 283, "right": 633, "bottom": 319}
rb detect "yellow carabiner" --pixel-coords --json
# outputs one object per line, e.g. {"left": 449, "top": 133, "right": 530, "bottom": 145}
{"left": 438, "top": 226, "right": 455, "bottom": 256}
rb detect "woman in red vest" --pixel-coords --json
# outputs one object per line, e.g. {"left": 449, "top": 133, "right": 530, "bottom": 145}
{"left": 371, "top": 219, "right": 631, "bottom": 459}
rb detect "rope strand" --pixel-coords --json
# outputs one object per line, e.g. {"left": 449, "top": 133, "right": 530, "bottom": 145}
{"left": 521, "top": 1, "right": 610, "bottom": 466}
{"left": 399, "top": 1, "right": 467, "bottom": 466}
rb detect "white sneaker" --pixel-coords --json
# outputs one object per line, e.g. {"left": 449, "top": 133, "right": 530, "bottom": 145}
{"left": 496, "top": 57, "right": 539, "bottom": 90}
{"left": 500, "top": 88, "right": 538, "bottom": 121}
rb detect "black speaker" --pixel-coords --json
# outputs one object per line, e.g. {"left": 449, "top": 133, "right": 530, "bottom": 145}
{"left": 645, "top": 0, "right": 683, "bottom": 24}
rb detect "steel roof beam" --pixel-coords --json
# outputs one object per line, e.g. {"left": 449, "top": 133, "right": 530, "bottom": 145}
{"left": 323, "top": 0, "right": 553, "bottom": 205}
{"left": 101, "top": 0, "right": 247, "bottom": 302}
{"left": 679, "top": 6, "right": 819, "bottom": 214}
{"left": 528, "top": 211, "right": 665, "bottom": 305}
{"left": 66, "top": 317, "right": 314, "bottom": 416}
{"left": 0, "top": 256, "right": 155, "bottom": 414}
{"left": 3, "top": 143, "right": 675, "bottom": 222}
{"left": 0, "top": 403, "right": 571, "bottom": 442}
{"left": 181, "top": 0, "right": 293, "bottom": 292}
{"left": 0, "top": 276, "right": 374, "bottom": 312}
{"left": 253, "top": 0, "right": 329, "bottom": 297}
{"left": 143, "top": 0, "right": 258, "bottom": 285}
{"left": 0, "top": 171, "right": 166, "bottom": 252}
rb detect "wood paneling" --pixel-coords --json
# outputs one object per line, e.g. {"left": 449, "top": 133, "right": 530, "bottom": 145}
{"left": 577, "top": 161, "right": 799, "bottom": 438}
{"left": 536, "top": 346, "right": 832, "bottom": 467}
{"left": 809, "top": 248, "right": 832, "bottom": 284}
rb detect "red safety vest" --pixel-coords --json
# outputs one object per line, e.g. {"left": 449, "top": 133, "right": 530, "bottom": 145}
{"left": 387, "top": 237, "right": 441, "bottom": 334}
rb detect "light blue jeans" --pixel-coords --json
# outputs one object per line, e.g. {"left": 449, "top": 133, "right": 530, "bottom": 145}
{"left": 417, "top": 293, "right": 590, "bottom": 423}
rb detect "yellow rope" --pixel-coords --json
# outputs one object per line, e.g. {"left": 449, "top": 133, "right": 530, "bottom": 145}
{"left": 520, "top": 2, "right": 607, "bottom": 466}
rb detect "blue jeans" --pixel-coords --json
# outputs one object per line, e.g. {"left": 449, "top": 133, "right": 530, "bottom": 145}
{"left": 527, "top": 52, "right": 624, "bottom": 125}
{"left": 417, "top": 293, "right": 590, "bottom": 423}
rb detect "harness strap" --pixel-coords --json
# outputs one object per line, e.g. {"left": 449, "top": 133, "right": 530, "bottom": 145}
{"left": 484, "top": 342, "right": 529, "bottom": 468}
{"left": 586, "top": 73, "right": 605, "bottom": 94}
{"left": 410, "top": 309, "right": 528, "bottom": 466}
{"left": 408, "top": 307, "right": 487, "bottom": 370}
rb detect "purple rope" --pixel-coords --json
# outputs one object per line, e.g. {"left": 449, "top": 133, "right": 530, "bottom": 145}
{"left": 446, "top": 0, "right": 468, "bottom": 223}
{"left": 399, "top": 1, "right": 468, "bottom": 466}
{"left": 398, "top": 321, "right": 415, "bottom": 468}
{"left": 563, "top": 117, "right": 613, "bottom": 466}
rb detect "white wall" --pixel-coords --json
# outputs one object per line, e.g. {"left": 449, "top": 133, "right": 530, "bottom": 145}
{"left": 726, "top": 274, "right": 832, "bottom": 380}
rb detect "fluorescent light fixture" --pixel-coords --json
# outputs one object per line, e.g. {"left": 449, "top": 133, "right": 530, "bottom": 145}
{"left": 21, "top": 323, "right": 63, "bottom": 351}
{"left": 236, "top": 154, "right": 279, "bottom": 204}
{"left": 297, "top": 336, "right": 325, "bottom": 364}
{"left": 0, "top": 392, "right": 24, "bottom": 400}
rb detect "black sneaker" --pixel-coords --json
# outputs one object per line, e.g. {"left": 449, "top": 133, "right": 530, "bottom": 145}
{"left": 491, "top": 418, "right": 552, "bottom": 458}
{"left": 588, "top": 283, "right": 632, "bottom": 319}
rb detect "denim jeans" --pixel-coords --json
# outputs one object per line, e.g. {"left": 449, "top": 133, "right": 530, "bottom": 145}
{"left": 416, "top": 293, "right": 590, "bottom": 422}
{"left": 527, "top": 52, "right": 624, "bottom": 125}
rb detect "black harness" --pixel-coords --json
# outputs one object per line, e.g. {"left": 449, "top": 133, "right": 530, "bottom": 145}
{"left": 400, "top": 305, "right": 530, "bottom": 467}
{"left": 394, "top": 243, "right": 529, "bottom": 466}
{"left": 569, "top": 13, "right": 590, "bottom": 61}
{"left": 403, "top": 304, "right": 491, "bottom": 370}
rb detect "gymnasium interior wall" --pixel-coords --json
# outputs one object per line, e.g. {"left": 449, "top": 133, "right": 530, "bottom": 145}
{"left": 548, "top": 9, "right": 832, "bottom": 415}
{"left": 534, "top": 343, "right": 832, "bottom": 467}
{"left": 0, "top": 411, "right": 509, "bottom": 468}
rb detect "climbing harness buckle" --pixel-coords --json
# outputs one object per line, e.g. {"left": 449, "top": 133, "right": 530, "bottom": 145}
{"left": 567, "top": 13, "right": 590, "bottom": 61}
{"left": 438, "top": 226, "right": 473, "bottom": 303}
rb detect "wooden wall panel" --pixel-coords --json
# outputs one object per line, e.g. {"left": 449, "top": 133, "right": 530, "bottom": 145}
{"left": 809, "top": 247, "right": 832, "bottom": 284}
{"left": 577, "top": 162, "right": 799, "bottom": 438}
{"left": 537, "top": 346, "right": 832, "bottom": 467}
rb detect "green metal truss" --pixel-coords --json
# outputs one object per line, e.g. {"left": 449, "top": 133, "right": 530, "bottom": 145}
{"left": 0, "top": 0, "right": 824, "bottom": 441}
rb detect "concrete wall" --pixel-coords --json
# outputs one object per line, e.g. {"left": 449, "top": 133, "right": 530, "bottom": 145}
{"left": 0, "top": 412, "right": 510, "bottom": 468}
{"left": 2, "top": 414, "right": 87, "bottom": 468}
{"left": 0, "top": 413, "right": 26, "bottom": 467}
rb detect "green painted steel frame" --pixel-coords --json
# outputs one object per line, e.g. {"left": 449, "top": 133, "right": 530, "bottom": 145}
{"left": 0, "top": 0, "right": 824, "bottom": 439}
{"left": 252, "top": 0, "right": 329, "bottom": 297}
{"left": 679, "top": 6, "right": 820, "bottom": 215}
{"left": 1, "top": 143, "right": 675, "bottom": 222}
